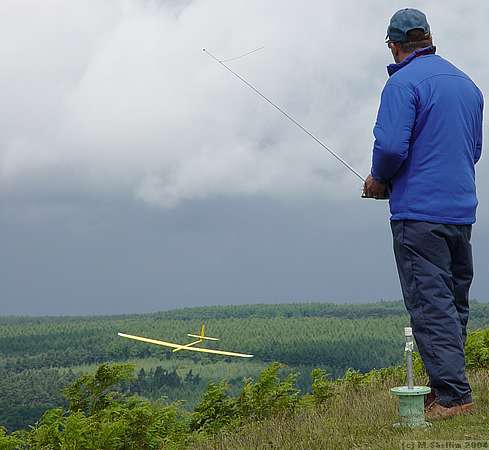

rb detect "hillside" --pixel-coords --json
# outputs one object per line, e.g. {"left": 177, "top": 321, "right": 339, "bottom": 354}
{"left": 196, "top": 369, "right": 489, "bottom": 450}
{"left": 1, "top": 359, "right": 489, "bottom": 449}
{"left": 2, "top": 301, "right": 489, "bottom": 432}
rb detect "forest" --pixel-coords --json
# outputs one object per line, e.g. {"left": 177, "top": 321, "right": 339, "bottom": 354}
{"left": 2, "top": 300, "right": 489, "bottom": 432}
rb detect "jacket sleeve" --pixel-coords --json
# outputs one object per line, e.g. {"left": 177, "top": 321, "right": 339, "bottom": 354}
{"left": 371, "top": 82, "right": 416, "bottom": 182}
{"left": 475, "top": 93, "right": 483, "bottom": 164}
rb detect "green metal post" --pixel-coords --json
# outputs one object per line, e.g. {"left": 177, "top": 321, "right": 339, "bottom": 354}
{"left": 391, "top": 327, "right": 431, "bottom": 428}
{"left": 391, "top": 386, "right": 431, "bottom": 427}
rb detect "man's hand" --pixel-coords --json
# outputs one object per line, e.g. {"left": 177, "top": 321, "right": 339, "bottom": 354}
{"left": 362, "top": 174, "right": 389, "bottom": 199}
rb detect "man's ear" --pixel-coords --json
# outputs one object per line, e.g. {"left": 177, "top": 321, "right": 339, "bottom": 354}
{"left": 390, "top": 43, "right": 400, "bottom": 62}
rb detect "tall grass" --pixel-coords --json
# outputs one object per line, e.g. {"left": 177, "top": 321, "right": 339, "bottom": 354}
{"left": 196, "top": 370, "right": 489, "bottom": 450}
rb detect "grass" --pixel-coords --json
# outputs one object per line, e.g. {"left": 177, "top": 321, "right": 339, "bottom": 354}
{"left": 193, "top": 370, "right": 489, "bottom": 450}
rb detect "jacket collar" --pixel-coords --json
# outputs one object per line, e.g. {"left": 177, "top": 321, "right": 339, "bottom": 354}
{"left": 387, "top": 46, "right": 436, "bottom": 76}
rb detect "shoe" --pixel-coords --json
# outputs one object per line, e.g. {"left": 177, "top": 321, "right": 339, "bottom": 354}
{"left": 424, "top": 390, "right": 436, "bottom": 410}
{"left": 425, "top": 402, "right": 474, "bottom": 420}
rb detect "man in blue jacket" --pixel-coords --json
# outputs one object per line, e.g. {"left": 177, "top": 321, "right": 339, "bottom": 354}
{"left": 363, "top": 8, "right": 484, "bottom": 419}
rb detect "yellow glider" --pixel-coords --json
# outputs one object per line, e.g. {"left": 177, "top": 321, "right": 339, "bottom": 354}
{"left": 118, "top": 324, "right": 253, "bottom": 358}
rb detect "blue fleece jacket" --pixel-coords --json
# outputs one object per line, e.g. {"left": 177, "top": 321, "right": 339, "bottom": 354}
{"left": 371, "top": 47, "right": 484, "bottom": 224}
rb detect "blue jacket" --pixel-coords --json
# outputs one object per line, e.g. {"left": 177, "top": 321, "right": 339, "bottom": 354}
{"left": 371, "top": 47, "right": 484, "bottom": 224}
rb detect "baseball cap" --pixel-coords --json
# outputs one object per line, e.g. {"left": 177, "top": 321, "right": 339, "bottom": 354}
{"left": 386, "top": 8, "right": 431, "bottom": 43}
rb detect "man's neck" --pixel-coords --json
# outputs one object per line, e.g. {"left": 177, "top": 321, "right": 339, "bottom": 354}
{"left": 395, "top": 46, "right": 436, "bottom": 64}
{"left": 395, "top": 52, "right": 411, "bottom": 64}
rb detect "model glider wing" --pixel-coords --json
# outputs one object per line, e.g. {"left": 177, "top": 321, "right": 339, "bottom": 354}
{"left": 118, "top": 332, "right": 253, "bottom": 358}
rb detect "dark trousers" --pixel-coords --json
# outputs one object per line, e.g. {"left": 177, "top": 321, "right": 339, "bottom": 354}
{"left": 391, "top": 220, "right": 473, "bottom": 407}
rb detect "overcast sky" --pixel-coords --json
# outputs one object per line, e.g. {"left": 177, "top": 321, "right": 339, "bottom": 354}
{"left": 1, "top": 0, "right": 487, "bottom": 315}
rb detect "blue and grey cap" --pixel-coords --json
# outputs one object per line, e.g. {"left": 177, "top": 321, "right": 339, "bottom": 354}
{"left": 386, "top": 8, "right": 430, "bottom": 43}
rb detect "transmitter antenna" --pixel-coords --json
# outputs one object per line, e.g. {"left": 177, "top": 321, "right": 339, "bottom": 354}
{"left": 203, "top": 48, "right": 365, "bottom": 183}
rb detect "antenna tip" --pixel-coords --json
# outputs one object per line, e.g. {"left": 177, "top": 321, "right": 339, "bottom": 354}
{"left": 202, "top": 48, "right": 206, "bottom": 52}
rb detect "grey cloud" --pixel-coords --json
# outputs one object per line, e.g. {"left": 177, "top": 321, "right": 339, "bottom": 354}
{"left": 1, "top": 0, "right": 488, "bottom": 207}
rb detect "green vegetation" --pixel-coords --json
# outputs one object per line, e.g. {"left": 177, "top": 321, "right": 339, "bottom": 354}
{"left": 199, "top": 369, "right": 489, "bottom": 450}
{"left": 0, "top": 361, "right": 320, "bottom": 449}
{"left": 1, "top": 348, "right": 489, "bottom": 449}
{"left": 1, "top": 301, "right": 418, "bottom": 431}
{"left": 1, "top": 300, "right": 489, "bottom": 446}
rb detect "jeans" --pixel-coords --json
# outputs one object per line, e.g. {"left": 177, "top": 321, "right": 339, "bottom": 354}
{"left": 391, "top": 220, "right": 473, "bottom": 407}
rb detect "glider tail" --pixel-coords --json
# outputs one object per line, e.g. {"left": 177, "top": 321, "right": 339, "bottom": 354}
{"left": 187, "top": 323, "right": 219, "bottom": 341}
